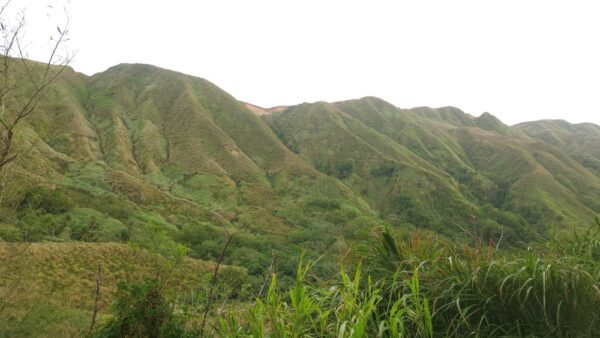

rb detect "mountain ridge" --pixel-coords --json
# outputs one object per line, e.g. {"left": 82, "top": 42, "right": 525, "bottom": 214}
{"left": 1, "top": 60, "right": 598, "bottom": 253}
{"left": 1, "top": 60, "right": 599, "bottom": 335}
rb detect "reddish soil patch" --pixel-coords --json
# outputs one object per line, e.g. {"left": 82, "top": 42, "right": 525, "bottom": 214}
{"left": 242, "top": 102, "right": 289, "bottom": 116}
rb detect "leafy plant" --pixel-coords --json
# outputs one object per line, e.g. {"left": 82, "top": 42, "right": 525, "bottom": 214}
{"left": 91, "top": 278, "right": 191, "bottom": 338}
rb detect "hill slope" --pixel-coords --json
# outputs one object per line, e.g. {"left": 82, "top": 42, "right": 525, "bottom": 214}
{"left": 514, "top": 119, "right": 600, "bottom": 177}
{"left": 266, "top": 97, "right": 600, "bottom": 241}
{"left": 0, "top": 242, "right": 246, "bottom": 336}
{"left": 1, "top": 61, "right": 598, "bottom": 268}
{"left": 1, "top": 61, "right": 600, "bottom": 335}
{"left": 0, "top": 61, "right": 382, "bottom": 291}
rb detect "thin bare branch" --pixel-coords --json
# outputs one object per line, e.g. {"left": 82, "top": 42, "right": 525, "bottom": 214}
{"left": 16, "top": 38, "right": 38, "bottom": 89}
{"left": 0, "top": 0, "right": 13, "bottom": 18}
{"left": 0, "top": 0, "right": 71, "bottom": 171}
{"left": 2, "top": 15, "right": 22, "bottom": 58}
{"left": 41, "top": 17, "right": 70, "bottom": 83}
{"left": 450, "top": 221, "right": 477, "bottom": 241}
{"left": 256, "top": 250, "right": 277, "bottom": 299}
{"left": 199, "top": 222, "right": 244, "bottom": 338}
{"left": 89, "top": 264, "right": 103, "bottom": 333}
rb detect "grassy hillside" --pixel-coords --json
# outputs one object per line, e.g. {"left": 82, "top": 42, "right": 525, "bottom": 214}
{"left": 3, "top": 61, "right": 597, "bottom": 251}
{"left": 266, "top": 101, "right": 476, "bottom": 234}
{"left": 0, "top": 61, "right": 383, "bottom": 296}
{"left": 0, "top": 242, "right": 247, "bottom": 337}
{"left": 515, "top": 119, "right": 600, "bottom": 176}
{"left": 1, "top": 60, "right": 599, "bottom": 336}
{"left": 267, "top": 97, "right": 600, "bottom": 242}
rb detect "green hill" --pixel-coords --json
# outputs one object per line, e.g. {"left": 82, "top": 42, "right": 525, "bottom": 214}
{"left": 2, "top": 61, "right": 599, "bottom": 247}
{"left": 0, "top": 60, "right": 382, "bottom": 288}
{"left": 515, "top": 119, "right": 600, "bottom": 176}
{"left": 1, "top": 59, "right": 600, "bottom": 336}
{"left": 267, "top": 97, "right": 600, "bottom": 241}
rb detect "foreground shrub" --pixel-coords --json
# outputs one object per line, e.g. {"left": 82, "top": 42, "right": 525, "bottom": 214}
{"left": 433, "top": 252, "right": 600, "bottom": 336}
{"left": 371, "top": 226, "right": 600, "bottom": 337}
{"left": 215, "top": 255, "right": 434, "bottom": 337}
{"left": 92, "top": 278, "right": 192, "bottom": 338}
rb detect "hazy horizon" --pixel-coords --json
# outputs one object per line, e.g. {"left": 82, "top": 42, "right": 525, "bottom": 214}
{"left": 15, "top": 0, "right": 600, "bottom": 125}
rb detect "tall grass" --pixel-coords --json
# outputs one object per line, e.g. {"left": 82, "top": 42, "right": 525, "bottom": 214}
{"left": 211, "top": 225, "right": 600, "bottom": 337}
{"left": 89, "top": 224, "right": 600, "bottom": 337}
{"left": 371, "top": 225, "right": 600, "bottom": 337}
{"left": 214, "top": 254, "right": 434, "bottom": 337}
{"left": 431, "top": 250, "right": 600, "bottom": 336}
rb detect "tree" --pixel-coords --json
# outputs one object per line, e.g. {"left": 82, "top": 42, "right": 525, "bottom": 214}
{"left": 0, "top": 0, "right": 72, "bottom": 171}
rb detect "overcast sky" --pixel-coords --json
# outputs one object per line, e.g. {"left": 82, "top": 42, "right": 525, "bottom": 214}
{"left": 15, "top": 0, "right": 600, "bottom": 125}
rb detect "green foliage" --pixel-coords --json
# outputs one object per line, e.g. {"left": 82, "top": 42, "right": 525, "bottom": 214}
{"left": 370, "top": 161, "right": 396, "bottom": 177}
{"left": 435, "top": 252, "right": 600, "bottom": 336}
{"left": 18, "top": 187, "right": 72, "bottom": 214}
{"left": 0, "top": 298, "right": 89, "bottom": 338}
{"left": 301, "top": 195, "right": 341, "bottom": 210}
{"left": 6, "top": 60, "right": 600, "bottom": 249}
{"left": 367, "top": 226, "right": 600, "bottom": 337}
{"left": 202, "top": 224, "right": 600, "bottom": 337}
{"left": 213, "top": 255, "right": 435, "bottom": 337}
{"left": 16, "top": 210, "right": 68, "bottom": 241}
{"left": 91, "top": 278, "right": 192, "bottom": 338}
{"left": 515, "top": 120, "right": 600, "bottom": 178}
{"left": 336, "top": 159, "right": 354, "bottom": 179}
{"left": 155, "top": 223, "right": 600, "bottom": 337}
{"left": 11, "top": 206, "right": 129, "bottom": 242}
{"left": 0, "top": 223, "right": 21, "bottom": 242}
{"left": 130, "top": 222, "right": 189, "bottom": 268}
{"left": 395, "top": 192, "right": 416, "bottom": 213}
{"left": 67, "top": 208, "right": 129, "bottom": 242}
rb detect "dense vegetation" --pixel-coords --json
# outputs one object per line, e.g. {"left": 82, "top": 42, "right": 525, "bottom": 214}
{"left": 85, "top": 221, "right": 600, "bottom": 337}
{"left": 1, "top": 60, "right": 599, "bottom": 336}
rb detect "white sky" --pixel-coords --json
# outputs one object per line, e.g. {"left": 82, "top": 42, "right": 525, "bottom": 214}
{"left": 13, "top": 0, "right": 600, "bottom": 125}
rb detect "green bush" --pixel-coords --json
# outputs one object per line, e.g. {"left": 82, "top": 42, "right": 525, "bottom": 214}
{"left": 302, "top": 195, "right": 341, "bottom": 210}
{"left": 336, "top": 159, "right": 354, "bottom": 178}
{"left": 18, "top": 187, "right": 72, "bottom": 214}
{"left": 66, "top": 208, "right": 128, "bottom": 242}
{"left": 370, "top": 161, "right": 396, "bottom": 177}
{"left": 17, "top": 211, "right": 68, "bottom": 241}
{"left": 92, "top": 278, "right": 191, "bottom": 338}
{"left": 0, "top": 223, "right": 21, "bottom": 242}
